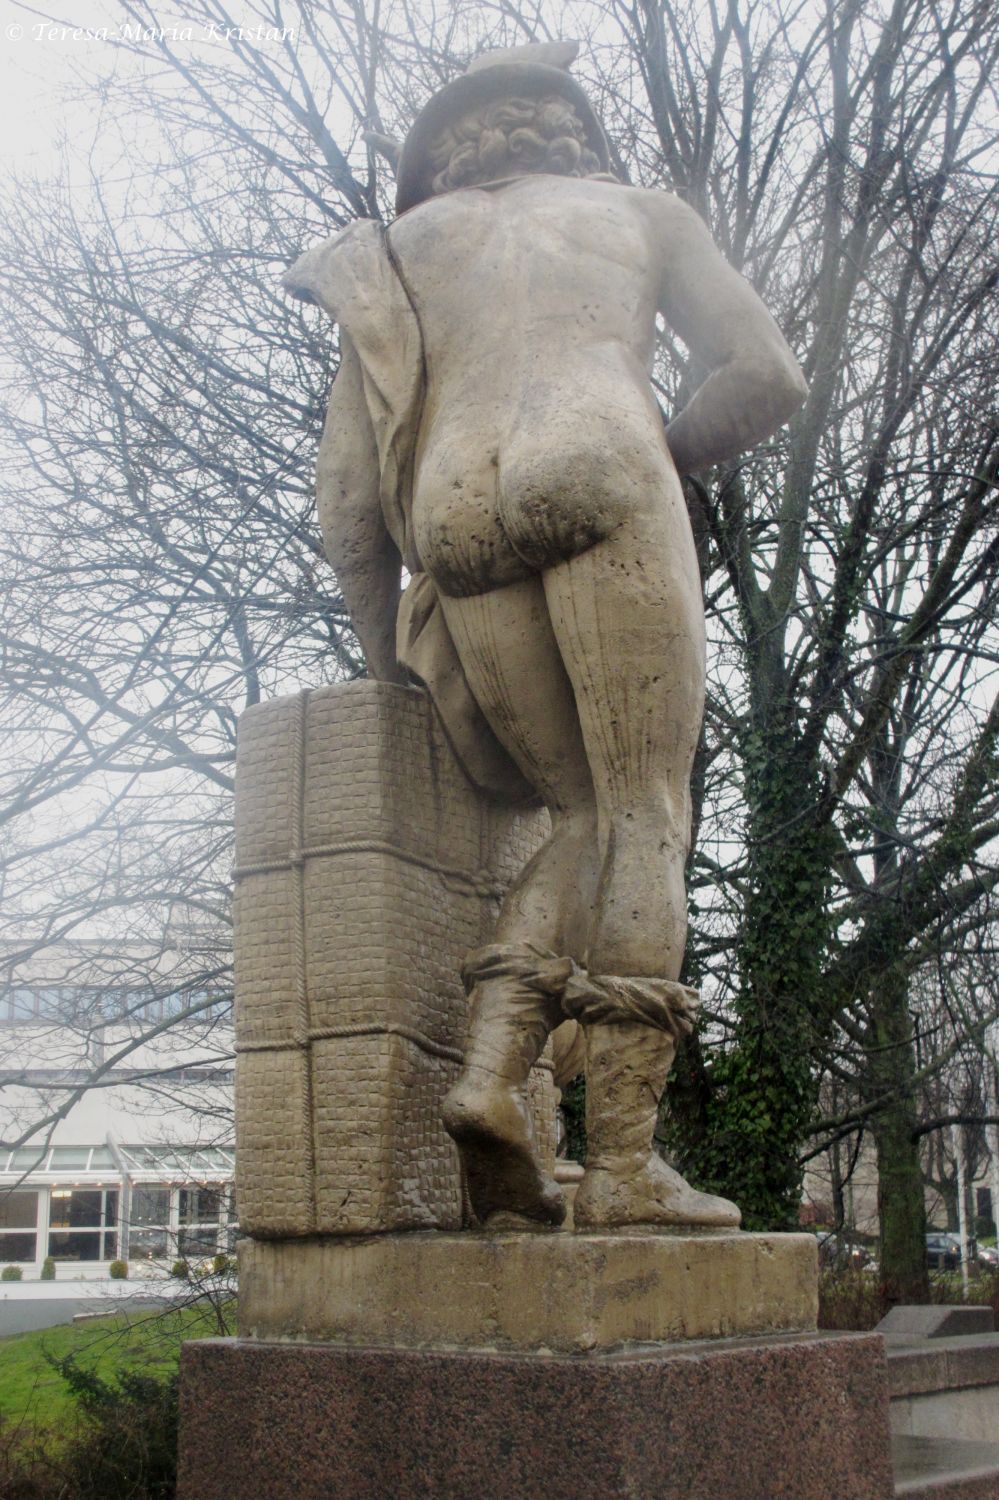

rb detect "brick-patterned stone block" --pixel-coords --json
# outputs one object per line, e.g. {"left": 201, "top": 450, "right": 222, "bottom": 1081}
{"left": 234, "top": 680, "right": 551, "bottom": 1237}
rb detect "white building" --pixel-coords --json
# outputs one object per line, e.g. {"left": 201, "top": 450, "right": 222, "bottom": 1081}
{"left": 0, "top": 938, "right": 235, "bottom": 1280}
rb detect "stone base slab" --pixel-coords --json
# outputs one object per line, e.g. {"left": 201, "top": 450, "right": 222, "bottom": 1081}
{"left": 177, "top": 1331, "right": 894, "bottom": 1500}
{"left": 893, "top": 1434, "right": 999, "bottom": 1498}
{"left": 888, "top": 1334, "right": 999, "bottom": 1445}
{"left": 238, "top": 1229, "right": 818, "bottom": 1352}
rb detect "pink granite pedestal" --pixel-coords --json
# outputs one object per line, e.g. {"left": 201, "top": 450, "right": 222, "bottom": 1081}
{"left": 177, "top": 1330, "right": 895, "bottom": 1500}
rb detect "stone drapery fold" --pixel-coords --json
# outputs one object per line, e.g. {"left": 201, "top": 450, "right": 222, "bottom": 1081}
{"left": 283, "top": 221, "right": 536, "bottom": 805}
{"left": 562, "top": 971, "right": 700, "bottom": 1040}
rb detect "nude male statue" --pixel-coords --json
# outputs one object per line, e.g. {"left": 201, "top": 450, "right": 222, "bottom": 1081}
{"left": 285, "top": 41, "right": 806, "bottom": 1233}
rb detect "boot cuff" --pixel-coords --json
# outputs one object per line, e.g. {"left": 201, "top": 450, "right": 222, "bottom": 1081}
{"left": 562, "top": 971, "right": 699, "bottom": 1039}
{"left": 460, "top": 942, "right": 576, "bottom": 997}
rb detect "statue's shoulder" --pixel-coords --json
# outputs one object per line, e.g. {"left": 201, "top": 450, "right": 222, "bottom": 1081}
{"left": 622, "top": 188, "right": 720, "bottom": 276}
{"left": 625, "top": 185, "right": 706, "bottom": 231}
{"left": 283, "top": 218, "right": 389, "bottom": 307}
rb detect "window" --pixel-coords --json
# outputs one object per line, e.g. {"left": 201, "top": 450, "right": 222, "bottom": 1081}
{"left": 1, "top": 1145, "right": 119, "bottom": 1175}
{"left": 0, "top": 987, "right": 85, "bottom": 1024}
{"left": 125, "top": 1182, "right": 234, "bottom": 1261}
{"left": 121, "top": 990, "right": 159, "bottom": 1020}
{"left": 0, "top": 1190, "right": 38, "bottom": 1261}
{"left": 117, "top": 1144, "right": 235, "bottom": 1176}
{"left": 48, "top": 1188, "right": 118, "bottom": 1262}
{"left": 223, "top": 1187, "right": 240, "bottom": 1252}
{"left": 178, "top": 1186, "right": 222, "bottom": 1256}
{"left": 0, "top": 985, "right": 167, "bottom": 1025}
{"left": 5, "top": 1147, "right": 48, "bottom": 1173}
{"left": 49, "top": 1148, "right": 92, "bottom": 1170}
{"left": 4, "top": 989, "right": 38, "bottom": 1023}
{"left": 128, "top": 1185, "right": 172, "bottom": 1261}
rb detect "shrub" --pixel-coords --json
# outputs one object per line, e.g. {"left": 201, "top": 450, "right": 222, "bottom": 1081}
{"left": 40, "top": 1257, "right": 56, "bottom": 1281}
{"left": 818, "top": 1263, "right": 999, "bottom": 1332}
{"left": 107, "top": 1260, "right": 128, "bottom": 1280}
{"left": 1, "top": 1265, "right": 23, "bottom": 1281}
{"left": 211, "top": 1253, "right": 233, "bottom": 1275}
{"left": 560, "top": 1075, "right": 586, "bottom": 1164}
{"left": 0, "top": 1351, "right": 184, "bottom": 1498}
{"left": 46, "top": 1354, "right": 179, "bottom": 1499}
{"left": 929, "top": 1266, "right": 999, "bottom": 1321}
{"left": 0, "top": 1413, "right": 49, "bottom": 1498}
{"left": 977, "top": 1269, "right": 999, "bottom": 1321}
{"left": 170, "top": 1259, "right": 189, "bottom": 1280}
{"left": 817, "top": 1267, "right": 887, "bottom": 1330}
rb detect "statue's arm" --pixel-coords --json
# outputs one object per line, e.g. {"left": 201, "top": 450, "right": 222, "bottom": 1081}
{"left": 651, "top": 196, "right": 807, "bottom": 476}
{"left": 316, "top": 335, "right": 405, "bottom": 683}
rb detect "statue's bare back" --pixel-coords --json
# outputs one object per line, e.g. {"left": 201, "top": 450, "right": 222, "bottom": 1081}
{"left": 392, "top": 175, "right": 686, "bottom": 597}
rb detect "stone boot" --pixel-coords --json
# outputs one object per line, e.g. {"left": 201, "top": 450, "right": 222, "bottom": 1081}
{"left": 442, "top": 944, "right": 572, "bottom": 1229}
{"left": 573, "top": 1019, "right": 741, "bottom": 1230}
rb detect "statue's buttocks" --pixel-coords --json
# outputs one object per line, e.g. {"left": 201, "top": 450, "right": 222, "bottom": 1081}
{"left": 389, "top": 176, "right": 684, "bottom": 598}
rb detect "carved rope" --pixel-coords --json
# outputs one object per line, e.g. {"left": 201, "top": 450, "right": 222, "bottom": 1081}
{"left": 235, "top": 1022, "right": 554, "bottom": 1072}
{"left": 290, "top": 690, "right": 317, "bottom": 1210}
{"left": 233, "top": 838, "right": 506, "bottom": 900}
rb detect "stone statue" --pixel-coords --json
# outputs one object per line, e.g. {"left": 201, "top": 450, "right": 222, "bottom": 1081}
{"left": 285, "top": 41, "right": 806, "bottom": 1234}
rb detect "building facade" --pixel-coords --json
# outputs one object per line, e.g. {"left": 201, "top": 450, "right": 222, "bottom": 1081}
{"left": 0, "top": 938, "right": 235, "bottom": 1280}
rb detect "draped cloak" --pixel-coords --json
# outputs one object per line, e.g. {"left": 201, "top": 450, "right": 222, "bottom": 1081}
{"left": 284, "top": 219, "right": 538, "bottom": 806}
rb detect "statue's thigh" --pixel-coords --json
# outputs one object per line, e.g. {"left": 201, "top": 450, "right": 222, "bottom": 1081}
{"left": 542, "top": 503, "right": 706, "bottom": 799}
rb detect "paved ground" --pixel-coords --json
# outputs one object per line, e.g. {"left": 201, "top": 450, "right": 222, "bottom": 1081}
{"left": 893, "top": 1433, "right": 999, "bottom": 1494}
{"left": 0, "top": 1278, "right": 184, "bottom": 1335}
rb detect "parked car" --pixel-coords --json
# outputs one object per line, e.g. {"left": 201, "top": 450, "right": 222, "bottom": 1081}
{"left": 976, "top": 1242, "right": 998, "bottom": 1269}
{"left": 816, "top": 1232, "right": 874, "bottom": 1270}
{"left": 925, "top": 1232, "right": 968, "bottom": 1270}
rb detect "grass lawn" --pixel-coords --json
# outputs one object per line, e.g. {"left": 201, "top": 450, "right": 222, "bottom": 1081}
{"left": 0, "top": 1301, "right": 231, "bottom": 1441}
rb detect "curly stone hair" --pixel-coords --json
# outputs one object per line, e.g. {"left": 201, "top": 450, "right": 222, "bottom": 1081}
{"left": 429, "top": 94, "right": 604, "bottom": 195}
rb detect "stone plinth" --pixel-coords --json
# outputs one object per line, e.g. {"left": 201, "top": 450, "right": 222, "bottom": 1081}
{"left": 238, "top": 1230, "right": 818, "bottom": 1352}
{"left": 177, "top": 1331, "right": 894, "bottom": 1500}
{"left": 888, "top": 1333, "right": 999, "bottom": 1445}
{"left": 878, "top": 1304, "right": 996, "bottom": 1342}
{"left": 233, "top": 680, "right": 550, "bottom": 1238}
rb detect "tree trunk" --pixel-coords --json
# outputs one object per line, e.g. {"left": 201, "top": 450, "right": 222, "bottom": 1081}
{"left": 682, "top": 725, "right": 835, "bottom": 1229}
{"left": 830, "top": 1128, "right": 846, "bottom": 1233}
{"left": 867, "top": 969, "right": 929, "bottom": 1302}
